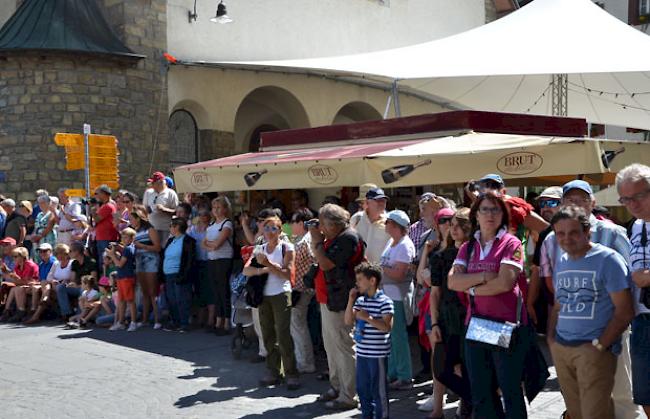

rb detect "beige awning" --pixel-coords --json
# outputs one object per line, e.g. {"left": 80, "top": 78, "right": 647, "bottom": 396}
{"left": 173, "top": 132, "right": 647, "bottom": 193}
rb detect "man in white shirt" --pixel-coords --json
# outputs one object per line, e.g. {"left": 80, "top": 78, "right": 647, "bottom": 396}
{"left": 351, "top": 188, "right": 391, "bottom": 264}
{"left": 142, "top": 172, "right": 178, "bottom": 245}
{"left": 56, "top": 188, "right": 82, "bottom": 246}
{"left": 617, "top": 163, "right": 650, "bottom": 417}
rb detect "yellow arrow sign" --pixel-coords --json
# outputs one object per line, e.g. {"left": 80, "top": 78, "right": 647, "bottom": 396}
{"left": 64, "top": 189, "right": 86, "bottom": 198}
{"left": 54, "top": 133, "right": 83, "bottom": 147}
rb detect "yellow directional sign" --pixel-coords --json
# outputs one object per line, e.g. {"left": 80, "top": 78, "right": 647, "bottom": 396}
{"left": 54, "top": 131, "right": 121, "bottom": 189}
{"left": 64, "top": 189, "right": 86, "bottom": 198}
{"left": 54, "top": 133, "right": 83, "bottom": 147}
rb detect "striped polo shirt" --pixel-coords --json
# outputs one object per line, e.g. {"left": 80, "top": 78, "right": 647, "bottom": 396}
{"left": 353, "top": 290, "right": 394, "bottom": 358}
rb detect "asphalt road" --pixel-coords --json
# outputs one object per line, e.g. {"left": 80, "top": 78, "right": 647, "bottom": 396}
{"left": 0, "top": 323, "right": 566, "bottom": 419}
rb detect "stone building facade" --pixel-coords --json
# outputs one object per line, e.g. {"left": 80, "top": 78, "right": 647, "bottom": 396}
{"left": 0, "top": 0, "right": 169, "bottom": 199}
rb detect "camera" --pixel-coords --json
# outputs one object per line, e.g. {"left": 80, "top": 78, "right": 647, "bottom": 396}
{"left": 81, "top": 197, "right": 99, "bottom": 206}
{"left": 304, "top": 219, "right": 320, "bottom": 229}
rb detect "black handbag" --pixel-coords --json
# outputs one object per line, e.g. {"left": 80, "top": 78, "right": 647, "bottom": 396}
{"left": 244, "top": 258, "right": 268, "bottom": 308}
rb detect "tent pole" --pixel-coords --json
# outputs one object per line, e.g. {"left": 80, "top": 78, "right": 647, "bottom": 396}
{"left": 392, "top": 79, "right": 402, "bottom": 117}
{"left": 383, "top": 94, "right": 393, "bottom": 119}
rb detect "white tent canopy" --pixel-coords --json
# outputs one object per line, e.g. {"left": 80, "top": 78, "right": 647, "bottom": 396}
{"left": 199, "top": 0, "right": 650, "bottom": 131}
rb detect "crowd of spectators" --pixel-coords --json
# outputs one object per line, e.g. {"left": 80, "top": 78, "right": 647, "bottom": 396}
{"left": 1, "top": 164, "right": 649, "bottom": 419}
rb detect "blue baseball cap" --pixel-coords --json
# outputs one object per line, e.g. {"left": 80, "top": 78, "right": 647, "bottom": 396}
{"left": 386, "top": 210, "right": 410, "bottom": 228}
{"left": 366, "top": 187, "right": 389, "bottom": 201}
{"left": 563, "top": 180, "right": 593, "bottom": 196}
{"left": 165, "top": 176, "right": 174, "bottom": 188}
{"left": 479, "top": 173, "right": 505, "bottom": 186}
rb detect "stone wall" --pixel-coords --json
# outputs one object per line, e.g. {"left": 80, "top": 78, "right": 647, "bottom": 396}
{"left": 198, "top": 130, "right": 236, "bottom": 162}
{"left": 0, "top": 0, "right": 168, "bottom": 200}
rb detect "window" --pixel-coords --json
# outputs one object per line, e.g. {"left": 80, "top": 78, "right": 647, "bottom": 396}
{"left": 168, "top": 110, "right": 198, "bottom": 165}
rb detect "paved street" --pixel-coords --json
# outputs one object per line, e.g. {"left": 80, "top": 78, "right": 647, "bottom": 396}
{"left": 0, "top": 323, "right": 566, "bottom": 419}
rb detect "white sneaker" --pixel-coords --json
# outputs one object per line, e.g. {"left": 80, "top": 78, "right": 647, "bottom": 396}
{"left": 135, "top": 322, "right": 144, "bottom": 328}
{"left": 417, "top": 396, "right": 435, "bottom": 412}
{"left": 153, "top": 323, "right": 162, "bottom": 330}
{"left": 109, "top": 323, "right": 125, "bottom": 331}
{"left": 127, "top": 322, "right": 137, "bottom": 332}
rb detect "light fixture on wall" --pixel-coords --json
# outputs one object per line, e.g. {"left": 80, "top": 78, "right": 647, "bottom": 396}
{"left": 188, "top": 0, "right": 198, "bottom": 22}
{"left": 210, "top": 1, "right": 233, "bottom": 24}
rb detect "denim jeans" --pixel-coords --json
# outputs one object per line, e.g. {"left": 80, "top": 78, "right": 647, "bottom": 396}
{"left": 96, "top": 240, "right": 111, "bottom": 261}
{"left": 631, "top": 314, "right": 650, "bottom": 406}
{"left": 165, "top": 274, "right": 193, "bottom": 327}
{"left": 465, "top": 325, "right": 531, "bottom": 419}
{"left": 55, "top": 283, "right": 82, "bottom": 316}
{"left": 357, "top": 356, "right": 389, "bottom": 419}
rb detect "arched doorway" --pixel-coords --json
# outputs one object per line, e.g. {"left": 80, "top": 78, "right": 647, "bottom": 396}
{"left": 234, "top": 86, "right": 310, "bottom": 153}
{"left": 332, "top": 101, "right": 382, "bottom": 125}
{"left": 248, "top": 124, "right": 280, "bottom": 152}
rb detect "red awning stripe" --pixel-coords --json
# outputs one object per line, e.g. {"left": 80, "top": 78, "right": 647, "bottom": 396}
{"left": 177, "top": 139, "right": 424, "bottom": 170}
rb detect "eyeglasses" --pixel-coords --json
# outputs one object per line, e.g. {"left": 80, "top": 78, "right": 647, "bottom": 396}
{"left": 263, "top": 225, "right": 280, "bottom": 233}
{"left": 437, "top": 217, "right": 453, "bottom": 225}
{"left": 539, "top": 199, "right": 561, "bottom": 209}
{"left": 478, "top": 206, "right": 502, "bottom": 215}
{"left": 618, "top": 189, "right": 650, "bottom": 205}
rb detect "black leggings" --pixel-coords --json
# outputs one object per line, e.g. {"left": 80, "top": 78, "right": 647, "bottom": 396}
{"left": 433, "top": 334, "right": 472, "bottom": 403}
{"left": 209, "top": 258, "right": 233, "bottom": 318}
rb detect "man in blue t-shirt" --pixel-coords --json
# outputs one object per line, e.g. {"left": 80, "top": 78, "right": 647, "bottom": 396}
{"left": 345, "top": 262, "right": 393, "bottom": 419}
{"left": 549, "top": 206, "right": 634, "bottom": 419}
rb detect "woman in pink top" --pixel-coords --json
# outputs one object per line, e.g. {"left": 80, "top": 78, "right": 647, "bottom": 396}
{"left": 448, "top": 192, "right": 530, "bottom": 419}
{"left": 0, "top": 247, "right": 39, "bottom": 322}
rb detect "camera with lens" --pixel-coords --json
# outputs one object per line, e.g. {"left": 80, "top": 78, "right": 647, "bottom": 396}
{"left": 304, "top": 219, "right": 320, "bottom": 229}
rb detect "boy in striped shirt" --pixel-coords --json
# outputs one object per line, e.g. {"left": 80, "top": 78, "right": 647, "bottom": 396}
{"left": 346, "top": 262, "right": 394, "bottom": 419}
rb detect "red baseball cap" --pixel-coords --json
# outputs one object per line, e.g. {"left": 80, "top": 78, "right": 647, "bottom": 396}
{"left": 0, "top": 237, "right": 17, "bottom": 246}
{"left": 150, "top": 172, "right": 165, "bottom": 182}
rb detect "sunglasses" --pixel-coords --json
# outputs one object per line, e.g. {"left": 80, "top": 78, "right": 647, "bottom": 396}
{"left": 538, "top": 200, "right": 561, "bottom": 209}
{"left": 437, "top": 217, "right": 453, "bottom": 225}
{"left": 263, "top": 225, "right": 280, "bottom": 233}
{"left": 38, "top": 249, "right": 50, "bottom": 253}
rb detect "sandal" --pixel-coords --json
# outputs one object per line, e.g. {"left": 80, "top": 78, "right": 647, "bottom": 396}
{"left": 316, "top": 387, "right": 339, "bottom": 402}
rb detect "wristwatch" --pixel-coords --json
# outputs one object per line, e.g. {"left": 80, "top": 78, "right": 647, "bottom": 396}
{"left": 592, "top": 338, "right": 604, "bottom": 352}
{"left": 468, "top": 286, "right": 476, "bottom": 297}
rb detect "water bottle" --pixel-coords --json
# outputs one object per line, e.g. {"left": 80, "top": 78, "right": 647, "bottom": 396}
{"left": 354, "top": 319, "right": 366, "bottom": 343}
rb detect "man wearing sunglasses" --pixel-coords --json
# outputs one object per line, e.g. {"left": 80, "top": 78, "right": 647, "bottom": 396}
{"left": 526, "top": 186, "right": 562, "bottom": 331}
{"left": 616, "top": 163, "right": 650, "bottom": 417}
{"left": 474, "top": 174, "right": 549, "bottom": 237}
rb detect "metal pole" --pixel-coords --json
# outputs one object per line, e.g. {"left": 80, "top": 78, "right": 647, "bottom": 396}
{"left": 392, "top": 79, "right": 402, "bottom": 117}
{"left": 551, "top": 74, "right": 568, "bottom": 117}
{"left": 383, "top": 94, "right": 393, "bottom": 119}
{"left": 83, "top": 123, "right": 91, "bottom": 199}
